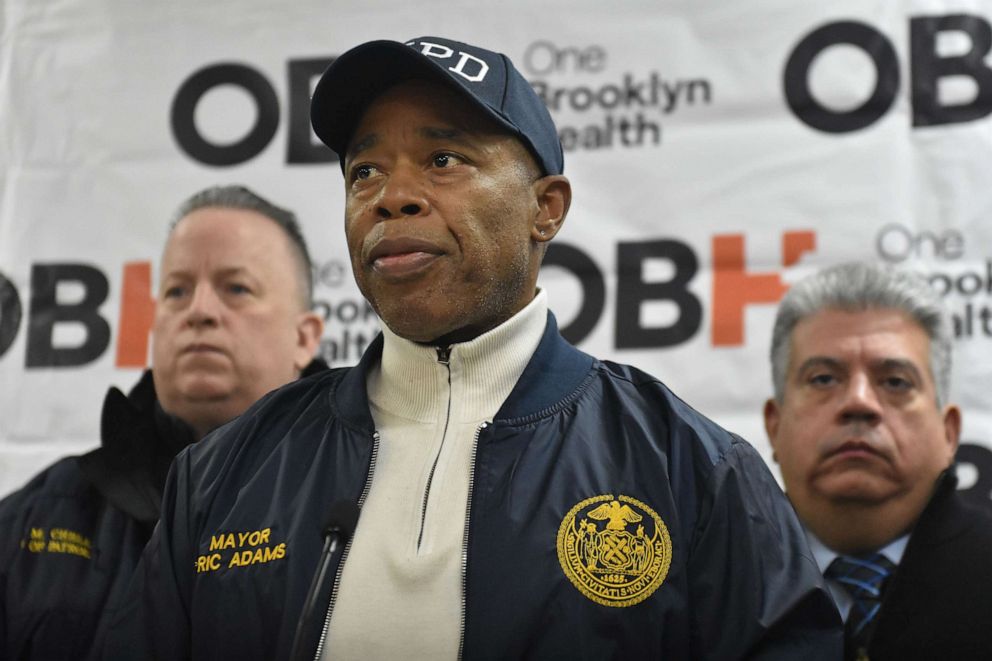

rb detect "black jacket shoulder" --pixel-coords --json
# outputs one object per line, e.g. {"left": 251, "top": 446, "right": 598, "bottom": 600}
{"left": 872, "top": 474, "right": 992, "bottom": 659}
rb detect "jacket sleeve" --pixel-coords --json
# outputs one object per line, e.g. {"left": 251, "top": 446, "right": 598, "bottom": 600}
{"left": 687, "top": 440, "right": 842, "bottom": 660}
{"left": 102, "top": 449, "right": 195, "bottom": 661}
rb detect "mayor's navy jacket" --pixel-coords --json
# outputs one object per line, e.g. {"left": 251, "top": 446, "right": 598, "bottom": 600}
{"left": 107, "top": 315, "right": 841, "bottom": 660}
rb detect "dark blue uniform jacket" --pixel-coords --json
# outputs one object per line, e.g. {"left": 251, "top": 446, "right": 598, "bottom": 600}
{"left": 1, "top": 361, "right": 327, "bottom": 661}
{"left": 0, "top": 371, "right": 192, "bottom": 661}
{"left": 107, "top": 315, "right": 841, "bottom": 660}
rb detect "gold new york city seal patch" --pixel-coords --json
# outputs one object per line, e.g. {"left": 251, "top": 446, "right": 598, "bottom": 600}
{"left": 557, "top": 494, "right": 672, "bottom": 608}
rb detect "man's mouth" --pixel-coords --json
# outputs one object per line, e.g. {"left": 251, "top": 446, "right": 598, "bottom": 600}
{"left": 182, "top": 343, "right": 224, "bottom": 355}
{"left": 826, "top": 440, "right": 880, "bottom": 461}
{"left": 367, "top": 237, "right": 444, "bottom": 278}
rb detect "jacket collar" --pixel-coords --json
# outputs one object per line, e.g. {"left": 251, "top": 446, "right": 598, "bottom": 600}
{"left": 495, "top": 312, "right": 595, "bottom": 421}
{"left": 333, "top": 311, "right": 595, "bottom": 430}
{"left": 79, "top": 360, "right": 332, "bottom": 523}
{"left": 78, "top": 370, "right": 186, "bottom": 523}
{"left": 908, "top": 468, "right": 972, "bottom": 548}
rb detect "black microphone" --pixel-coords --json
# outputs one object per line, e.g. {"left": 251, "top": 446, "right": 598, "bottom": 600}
{"left": 289, "top": 500, "right": 360, "bottom": 661}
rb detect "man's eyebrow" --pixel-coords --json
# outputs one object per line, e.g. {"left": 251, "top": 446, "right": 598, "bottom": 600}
{"left": 214, "top": 266, "right": 252, "bottom": 278}
{"left": 160, "top": 266, "right": 251, "bottom": 281}
{"left": 346, "top": 133, "right": 378, "bottom": 161}
{"left": 421, "top": 126, "right": 471, "bottom": 143}
{"left": 347, "top": 126, "right": 479, "bottom": 162}
{"left": 795, "top": 356, "right": 845, "bottom": 375}
{"left": 796, "top": 356, "right": 927, "bottom": 382}
{"left": 873, "top": 358, "right": 925, "bottom": 381}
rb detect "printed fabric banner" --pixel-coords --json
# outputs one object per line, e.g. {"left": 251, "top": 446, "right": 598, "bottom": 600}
{"left": 2, "top": 0, "right": 992, "bottom": 503}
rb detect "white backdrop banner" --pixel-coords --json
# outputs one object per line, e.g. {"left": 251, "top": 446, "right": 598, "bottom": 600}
{"left": 2, "top": 0, "right": 992, "bottom": 502}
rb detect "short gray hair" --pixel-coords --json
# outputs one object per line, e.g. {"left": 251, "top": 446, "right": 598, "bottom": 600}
{"left": 770, "top": 262, "right": 953, "bottom": 406}
{"left": 169, "top": 185, "right": 313, "bottom": 308}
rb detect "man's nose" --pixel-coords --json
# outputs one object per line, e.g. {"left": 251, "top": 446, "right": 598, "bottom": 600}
{"left": 375, "top": 165, "right": 430, "bottom": 220}
{"left": 837, "top": 372, "right": 882, "bottom": 425}
{"left": 185, "top": 283, "right": 221, "bottom": 328}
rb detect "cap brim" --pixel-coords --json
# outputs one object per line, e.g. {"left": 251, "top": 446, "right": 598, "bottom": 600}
{"left": 310, "top": 40, "right": 515, "bottom": 164}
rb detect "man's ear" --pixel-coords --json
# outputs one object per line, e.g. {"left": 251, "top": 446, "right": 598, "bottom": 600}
{"left": 763, "top": 398, "right": 781, "bottom": 462}
{"left": 942, "top": 403, "right": 962, "bottom": 456}
{"left": 293, "top": 312, "right": 325, "bottom": 372}
{"left": 531, "top": 175, "right": 571, "bottom": 243}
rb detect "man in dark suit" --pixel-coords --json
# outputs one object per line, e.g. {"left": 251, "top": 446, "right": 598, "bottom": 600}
{"left": 764, "top": 261, "right": 992, "bottom": 660}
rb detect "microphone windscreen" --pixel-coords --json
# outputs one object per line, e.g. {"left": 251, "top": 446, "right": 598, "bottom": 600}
{"left": 322, "top": 500, "right": 360, "bottom": 540}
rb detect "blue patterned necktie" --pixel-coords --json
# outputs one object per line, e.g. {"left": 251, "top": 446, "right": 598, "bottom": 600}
{"left": 826, "top": 553, "right": 896, "bottom": 660}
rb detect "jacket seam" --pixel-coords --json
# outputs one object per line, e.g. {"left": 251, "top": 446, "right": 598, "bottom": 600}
{"left": 492, "top": 366, "right": 599, "bottom": 427}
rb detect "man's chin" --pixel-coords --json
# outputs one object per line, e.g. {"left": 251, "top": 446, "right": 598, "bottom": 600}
{"left": 380, "top": 311, "right": 452, "bottom": 344}
{"left": 175, "top": 389, "right": 243, "bottom": 428}
{"left": 174, "top": 375, "right": 235, "bottom": 403}
{"left": 812, "top": 470, "right": 900, "bottom": 505}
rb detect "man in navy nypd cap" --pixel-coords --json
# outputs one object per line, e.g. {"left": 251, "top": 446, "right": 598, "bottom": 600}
{"left": 107, "top": 37, "right": 841, "bottom": 660}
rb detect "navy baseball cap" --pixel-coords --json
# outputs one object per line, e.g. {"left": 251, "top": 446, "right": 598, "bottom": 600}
{"left": 310, "top": 36, "right": 564, "bottom": 176}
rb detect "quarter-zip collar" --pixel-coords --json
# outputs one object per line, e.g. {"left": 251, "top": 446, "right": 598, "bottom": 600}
{"left": 368, "top": 290, "right": 551, "bottom": 423}
{"left": 331, "top": 299, "right": 596, "bottom": 429}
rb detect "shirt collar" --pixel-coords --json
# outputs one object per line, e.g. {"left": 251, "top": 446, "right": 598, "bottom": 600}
{"left": 805, "top": 528, "right": 908, "bottom": 620}
{"left": 805, "top": 529, "right": 910, "bottom": 573}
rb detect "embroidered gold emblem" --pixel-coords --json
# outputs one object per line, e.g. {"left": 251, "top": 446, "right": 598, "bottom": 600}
{"left": 557, "top": 494, "right": 672, "bottom": 607}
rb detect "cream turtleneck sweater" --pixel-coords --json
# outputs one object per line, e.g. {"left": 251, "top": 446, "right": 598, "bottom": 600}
{"left": 323, "top": 291, "right": 549, "bottom": 660}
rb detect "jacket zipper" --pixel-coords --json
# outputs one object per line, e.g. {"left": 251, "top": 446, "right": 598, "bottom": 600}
{"left": 457, "top": 422, "right": 485, "bottom": 660}
{"left": 312, "top": 430, "right": 381, "bottom": 661}
{"left": 417, "top": 347, "right": 453, "bottom": 550}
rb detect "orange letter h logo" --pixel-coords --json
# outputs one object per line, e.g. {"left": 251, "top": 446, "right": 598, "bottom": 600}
{"left": 711, "top": 231, "right": 815, "bottom": 346}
